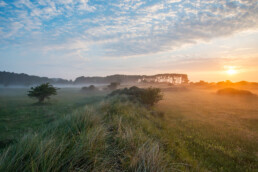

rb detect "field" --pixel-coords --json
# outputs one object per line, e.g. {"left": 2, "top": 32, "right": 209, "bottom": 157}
{"left": 156, "top": 89, "right": 258, "bottom": 171}
{"left": 0, "top": 88, "right": 104, "bottom": 149}
{"left": 0, "top": 86, "right": 257, "bottom": 171}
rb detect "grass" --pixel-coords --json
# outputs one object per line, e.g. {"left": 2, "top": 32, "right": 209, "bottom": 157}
{"left": 217, "top": 87, "right": 256, "bottom": 97}
{"left": 156, "top": 89, "right": 258, "bottom": 171}
{"left": 0, "top": 87, "right": 257, "bottom": 171}
{"left": 0, "top": 96, "right": 183, "bottom": 171}
{"left": 0, "top": 88, "right": 105, "bottom": 149}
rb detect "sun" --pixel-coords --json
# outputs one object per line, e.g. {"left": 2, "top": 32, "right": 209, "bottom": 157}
{"left": 226, "top": 68, "right": 237, "bottom": 75}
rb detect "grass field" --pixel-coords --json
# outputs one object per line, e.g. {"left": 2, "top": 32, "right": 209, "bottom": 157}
{"left": 156, "top": 89, "right": 258, "bottom": 171}
{"left": 0, "top": 88, "right": 105, "bottom": 149}
{"left": 0, "top": 87, "right": 257, "bottom": 171}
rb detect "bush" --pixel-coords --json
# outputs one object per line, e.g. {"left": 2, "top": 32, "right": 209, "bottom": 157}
{"left": 109, "top": 86, "right": 163, "bottom": 106}
{"left": 81, "top": 85, "right": 97, "bottom": 92}
{"left": 27, "top": 83, "right": 58, "bottom": 103}
{"left": 217, "top": 87, "right": 255, "bottom": 97}
{"left": 107, "top": 82, "right": 120, "bottom": 90}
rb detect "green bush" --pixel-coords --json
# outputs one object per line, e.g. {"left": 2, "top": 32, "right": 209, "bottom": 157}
{"left": 109, "top": 86, "right": 163, "bottom": 106}
{"left": 27, "top": 83, "right": 58, "bottom": 103}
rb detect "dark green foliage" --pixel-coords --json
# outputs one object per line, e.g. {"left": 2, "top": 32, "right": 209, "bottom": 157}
{"left": 107, "top": 82, "right": 120, "bottom": 90}
{"left": 27, "top": 83, "right": 58, "bottom": 103}
{"left": 81, "top": 85, "right": 97, "bottom": 92}
{"left": 0, "top": 71, "right": 71, "bottom": 86}
{"left": 109, "top": 86, "right": 163, "bottom": 106}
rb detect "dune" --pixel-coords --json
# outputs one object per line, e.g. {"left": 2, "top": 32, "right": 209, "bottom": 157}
{"left": 217, "top": 87, "right": 255, "bottom": 97}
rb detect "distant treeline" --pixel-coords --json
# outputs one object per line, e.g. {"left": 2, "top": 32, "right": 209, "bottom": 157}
{"left": 0, "top": 71, "right": 72, "bottom": 86}
{"left": 190, "top": 80, "right": 258, "bottom": 89}
{"left": 74, "top": 75, "right": 141, "bottom": 84}
{"left": 0, "top": 71, "right": 189, "bottom": 86}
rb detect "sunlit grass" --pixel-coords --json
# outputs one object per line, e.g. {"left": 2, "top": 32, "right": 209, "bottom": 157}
{"left": 156, "top": 89, "right": 258, "bottom": 171}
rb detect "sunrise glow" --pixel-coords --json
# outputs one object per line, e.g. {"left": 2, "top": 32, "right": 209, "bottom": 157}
{"left": 226, "top": 68, "right": 237, "bottom": 75}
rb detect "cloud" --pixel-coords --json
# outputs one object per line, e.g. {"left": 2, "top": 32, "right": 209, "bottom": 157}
{"left": 97, "top": 0, "right": 258, "bottom": 57}
{"left": 78, "top": 0, "right": 96, "bottom": 11}
{"left": 0, "top": 0, "right": 7, "bottom": 7}
{"left": 0, "top": 0, "right": 258, "bottom": 59}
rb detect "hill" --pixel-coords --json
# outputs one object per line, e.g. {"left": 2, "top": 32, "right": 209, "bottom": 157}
{"left": 217, "top": 87, "right": 256, "bottom": 97}
{"left": 0, "top": 71, "right": 72, "bottom": 86}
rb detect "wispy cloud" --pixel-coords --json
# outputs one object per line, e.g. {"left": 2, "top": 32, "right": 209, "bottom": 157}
{"left": 0, "top": 0, "right": 258, "bottom": 80}
{"left": 1, "top": 0, "right": 257, "bottom": 57}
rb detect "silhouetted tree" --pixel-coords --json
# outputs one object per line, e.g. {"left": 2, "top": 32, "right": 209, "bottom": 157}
{"left": 27, "top": 83, "right": 58, "bottom": 103}
{"left": 107, "top": 82, "right": 120, "bottom": 90}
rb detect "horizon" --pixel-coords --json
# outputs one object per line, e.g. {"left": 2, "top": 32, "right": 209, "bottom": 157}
{"left": 1, "top": 70, "right": 258, "bottom": 83}
{"left": 0, "top": 0, "right": 258, "bottom": 82}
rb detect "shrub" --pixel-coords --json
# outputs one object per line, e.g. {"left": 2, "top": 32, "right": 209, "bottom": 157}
{"left": 27, "top": 83, "right": 58, "bottom": 103}
{"left": 217, "top": 87, "right": 255, "bottom": 97}
{"left": 81, "top": 85, "right": 97, "bottom": 92}
{"left": 109, "top": 86, "right": 163, "bottom": 106}
{"left": 107, "top": 82, "right": 120, "bottom": 90}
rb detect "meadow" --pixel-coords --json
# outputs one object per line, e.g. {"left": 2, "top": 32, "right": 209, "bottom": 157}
{"left": 156, "top": 88, "right": 258, "bottom": 171}
{"left": 0, "top": 87, "right": 104, "bottom": 150}
{"left": 0, "top": 86, "right": 257, "bottom": 171}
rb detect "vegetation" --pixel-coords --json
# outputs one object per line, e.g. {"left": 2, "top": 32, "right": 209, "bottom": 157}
{"left": 217, "top": 87, "right": 256, "bottom": 97}
{"left": 27, "top": 83, "right": 58, "bottom": 103}
{"left": 0, "top": 88, "right": 104, "bottom": 150}
{"left": 190, "top": 80, "right": 258, "bottom": 90}
{"left": 109, "top": 86, "right": 163, "bottom": 106}
{"left": 0, "top": 71, "right": 71, "bottom": 86}
{"left": 107, "top": 82, "right": 120, "bottom": 90}
{"left": 0, "top": 97, "right": 183, "bottom": 171}
{"left": 81, "top": 85, "right": 97, "bottom": 92}
{"left": 156, "top": 89, "right": 258, "bottom": 171}
{"left": 0, "top": 87, "right": 257, "bottom": 171}
{"left": 74, "top": 74, "right": 189, "bottom": 85}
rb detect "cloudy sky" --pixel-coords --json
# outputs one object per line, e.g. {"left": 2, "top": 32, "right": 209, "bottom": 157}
{"left": 0, "top": 0, "right": 258, "bottom": 81}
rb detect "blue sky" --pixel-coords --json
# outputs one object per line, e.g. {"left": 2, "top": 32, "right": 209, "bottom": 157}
{"left": 0, "top": 0, "right": 258, "bottom": 81}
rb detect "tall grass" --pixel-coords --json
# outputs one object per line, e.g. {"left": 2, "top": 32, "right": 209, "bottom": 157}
{"left": 0, "top": 107, "right": 108, "bottom": 171}
{"left": 0, "top": 97, "right": 180, "bottom": 172}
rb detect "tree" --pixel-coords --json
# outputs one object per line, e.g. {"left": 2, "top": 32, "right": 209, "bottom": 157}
{"left": 107, "top": 82, "right": 120, "bottom": 90}
{"left": 27, "top": 83, "right": 58, "bottom": 103}
{"left": 81, "top": 85, "right": 97, "bottom": 92}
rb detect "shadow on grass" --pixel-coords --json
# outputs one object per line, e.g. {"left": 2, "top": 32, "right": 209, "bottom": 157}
{"left": 31, "top": 102, "right": 53, "bottom": 106}
{"left": 0, "top": 139, "right": 17, "bottom": 150}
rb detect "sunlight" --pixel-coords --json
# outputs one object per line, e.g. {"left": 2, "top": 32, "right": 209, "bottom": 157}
{"left": 226, "top": 67, "right": 237, "bottom": 75}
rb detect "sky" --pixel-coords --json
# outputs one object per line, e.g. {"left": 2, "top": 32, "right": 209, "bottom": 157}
{"left": 0, "top": 0, "right": 258, "bottom": 82}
